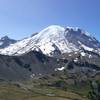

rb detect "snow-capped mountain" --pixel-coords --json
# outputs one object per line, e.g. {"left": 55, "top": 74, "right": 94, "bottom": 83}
{"left": 0, "top": 36, "right": 17, "bottom": 49}
{"left": 0, "top": 25, "right": 100, "bottom": 56}
{"left": 0, "top": 25, "right": 100, "bottom": 80}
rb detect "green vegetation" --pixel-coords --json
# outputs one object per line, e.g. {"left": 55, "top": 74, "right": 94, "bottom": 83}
{"left": 0, "top": 73, "right": 99, "bottom": 100}
{"left": 0, "top": 81, "right": 88, "bottom": 100}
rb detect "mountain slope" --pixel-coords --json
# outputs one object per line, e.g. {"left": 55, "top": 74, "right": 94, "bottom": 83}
{"left": 0, "top": 25, "right": 100, "bottom": 57}
{"left": 0, "top": 50, "right": 100, "bottom": 81}
{"left": 0, "top": 51, "right": 67, "bottom": 80}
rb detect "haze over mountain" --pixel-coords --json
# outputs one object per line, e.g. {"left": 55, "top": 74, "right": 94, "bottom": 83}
{"left": 0, "top": 0, "right": 100, "bottom": 41}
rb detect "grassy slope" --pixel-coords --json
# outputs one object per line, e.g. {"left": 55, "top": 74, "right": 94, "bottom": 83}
{"left": 0, "top": 80, "right": 89, "bottom": 100}
{"left": 0, "top": 73, "right": 99, "bottom": 100}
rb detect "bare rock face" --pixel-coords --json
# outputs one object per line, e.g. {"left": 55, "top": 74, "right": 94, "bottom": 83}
{"left": 0, "top": 36, "right": 16, "bottom": 49}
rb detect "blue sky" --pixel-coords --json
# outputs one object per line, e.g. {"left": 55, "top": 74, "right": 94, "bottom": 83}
{"left": 0, "top": 0, "right": 100, "bottom": 40}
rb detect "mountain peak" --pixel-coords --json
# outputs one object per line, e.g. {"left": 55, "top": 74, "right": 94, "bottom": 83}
{"left": 0, "top": 35, "right": 17, "bottom": 49}
{"left": 1, "top": 36, "right": 9, "bottom": 40}
{"left": 39, "top": 25, "right": 65, "bottom": 35}
{"left": 41, "top": 25, "right": 92, "bottom": 38}
{"left": 37, "top": 25, "right": 65, "bottom": 40}
{"left": 44, "top": 25, "right": 64, "bottom": 29}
